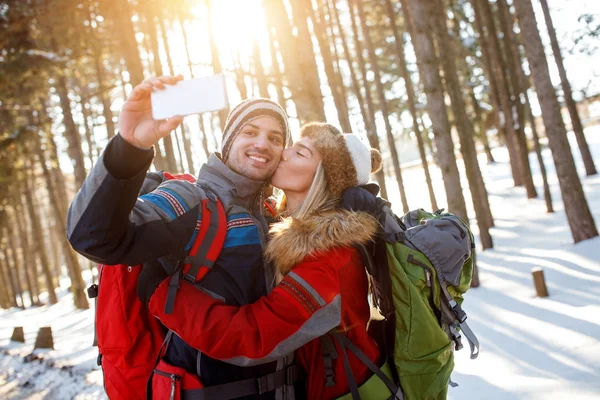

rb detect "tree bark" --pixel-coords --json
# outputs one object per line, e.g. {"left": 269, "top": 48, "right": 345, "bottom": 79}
{"left": 23, "top": 158, "right": 57, "bottom": 304}
{"left": 11, "top": 192, "right": 39, "bottom": 306}
{"left": 470, "top": 88, "right": 496, "bottom": 165}
{"left": 177, "top": 13, "right": 200, "bottom": 174}
{"left": 9, "top": 225, "right": 35, "bottom": 307}
{"left": 0, "top": 251, "right": 17, "bottom": 308}
{"left": 143, "top": 5, "right": 179, "bottom": 173}
{"left": 108, "top": 0, "right": 145, "bottom": 85}
{"left": 35, "top": 129, "right": 89, "bottom": 309}
{"left": 476, "top": 0, "right": 537, "bottom": 198}
{"left": 539, "top": 0, "right": 596, "bottom": 176}
{"left": 264, "top": 0, "right": 325, "bottom": 123}
{"left": 384, "top": 0, "right": 438, "bottom": 211}
{"left": 323, "top": 0, "right": 353, "bottom": 128}
{"left": 513, "top": 0, "right": 598, "bottom": 242}
{"left": 309, "top": 2, "right": 352, "bottom": 133}
{"left": 330, "top": 0, "right": 388, "bottom": 198}
{"left": 471, "top": 0, "right": 521, "bottom": 186}
{"left": 89, "top": 8, "right": 116, "bottom": 140}
{"left": 402, "top": 0, "right": 469, "bottom": 220}
{"left": 79, "top": 95, "right": 96, "bottom": 168}
{"left": 1, "top": 240, "right": 24, "bottom": 308}
{"left": 206, "top": 0, "right": 230, "bottom": 129}
{"left": 252, "top": 40, "right": 270, "bottom": 99}
{"left": 525, "top": 92, "right": 554, "bottom": 213}
{"left": 355, "top": 0, "right": 410, "bottom": 212}
{"left": 55, "top": 75, "right": 87, "bottom": 188}
{"left": 266, "top": 25, "right": 287, "bottom": 107}
{"left": 428, "top": 0, "right": 493, "bottom": 248}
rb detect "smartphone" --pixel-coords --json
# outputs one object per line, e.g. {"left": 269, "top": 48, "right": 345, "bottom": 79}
{"left": 151, "top": 74, "right": 229, "bottom": 120}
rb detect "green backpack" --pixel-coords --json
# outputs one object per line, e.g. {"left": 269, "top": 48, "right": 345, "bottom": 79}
{"left": 328, "top": 205, "right": 480, "bottom": 400}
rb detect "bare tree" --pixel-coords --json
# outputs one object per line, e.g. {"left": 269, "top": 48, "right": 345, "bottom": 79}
{"left": 354, "top": 0, "right": 409, "bottom": 213}
{"left": 330, "top": 0, "right": 389, "bottom": 198}
{"left": 428, "top": 0, "right": 493, "bottom": 249}
{"left": 512, "top": 0, "right": 598, "bottom": 242}
{"left": 539, "top": 0, "right": 597, "bottom": 176}
{"left": 384, "top": 0, "right": 438, "bottom": 211}
{"left": 401, "top": 0, "right": 469, "bottom": 220}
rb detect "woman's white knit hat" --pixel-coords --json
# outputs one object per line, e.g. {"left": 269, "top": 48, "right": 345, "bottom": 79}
{"left": 300, "top": 123, "right": 382, "bottom": 198}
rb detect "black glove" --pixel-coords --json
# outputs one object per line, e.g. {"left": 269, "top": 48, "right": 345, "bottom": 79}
{"left": 342, "top": 184, "right": 380, "bottom": 214}
{"left": 137, "top": 259, "right": 170, "bottom": 306}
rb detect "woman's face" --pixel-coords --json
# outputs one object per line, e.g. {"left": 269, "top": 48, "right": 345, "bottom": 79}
{"left": 271, "top": 137, "right": 322, "bottom": 196}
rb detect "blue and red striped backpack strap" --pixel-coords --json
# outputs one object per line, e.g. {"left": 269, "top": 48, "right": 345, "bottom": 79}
{"left": 163, "top": 188, "right": 227, "bottom": 314}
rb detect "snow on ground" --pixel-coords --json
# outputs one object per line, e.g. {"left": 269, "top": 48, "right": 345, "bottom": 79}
{"left": 1, "top": 128, "right": 599, "bottom": 400}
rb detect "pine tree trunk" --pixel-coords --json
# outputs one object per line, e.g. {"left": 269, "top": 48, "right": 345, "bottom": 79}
{"left": 472, "top": 0, "right": 521, "bottom": 186}
{"left": 355, "top": 0, "right": 410, "bottom": 212}
{"left": 1, "top": 241, "right": 23, "bottom": 308}
{"left": 232, "top": 50, "right": 249, "bottom": 99}
{"left": 309, "top": 1, "right": 352, "bottom": 132}
{"left": 402, "top": 0, "right": 469, "bottom": 220}
{"left": 144, "top": 6, "right": 179, "bottom": 173}
{"left": 11, "top": 193, "right": 38, "bottom": 306}
{"left": 45, "top": 208, "right": 62, "bottom": 288}
{"left": 55, "top": 75, "right": 87, "bottom": 188}
{"left": 385, "top": 0, "right": 438, "bottom": 211}
{"left": 525, "top": 92, "right": 554, "bottom": 213}
{"left": 428, "top": 0, "right": 493, "bottom": 247}
{"left": 159, "top": 16, "right": 196, "bottom": 175}
{"left": 252, "top": 40, "right": 270, "bottom": 98}
{"left": 34, "top": 132, "right": 89, "bottom": 309}
{"left": 177, "top": 13, "right": 201, "bottom": 174}
{"left": 11, "top": 227, "right": 36, "bottom": 307}
{"left": 330, "top": 0, "right": 388, "bottom": 198}
{"left": 476, "top": 0, "right": 537, "bottom": 198}
{"left": 323, "top": 0, "right": 353, "bottom": 129}
{"left": 89, "top": 12, "right": 116, "bottom": 140}
{"left": 107, "top": 0, "right": 145, "bottom": 85}
{"left": 24, "top": 159, "right": 57, "bottom": 304}
{"left": 206, "top": 0, "right": 230, "bottom": 129}
{"left": 470, "top": 88, "right": 496, "bottom": 165}
{"left": 539, "top": 0, "right": 596, "bottom": 176}
{"left": 495, "top": 0, "right": 541, "bottom": 202}
{"left": 80, "top": 96, "right": 96, "bottom": 168}
{"left": 266, "top": 26, "right": 287, "bottom": 107}
{"left": 265, "top": 0, "right": 325, "bottom": 123}
{"left": 0, "top": 253, "right": 17, "bottom": 308}
{"left": 512, "top": 0, "right": 598, "bottom": 243}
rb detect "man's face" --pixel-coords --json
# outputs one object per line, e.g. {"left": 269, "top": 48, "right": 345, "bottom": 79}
{"left": 225, "top": 116, "right": 285, "bottom": 181}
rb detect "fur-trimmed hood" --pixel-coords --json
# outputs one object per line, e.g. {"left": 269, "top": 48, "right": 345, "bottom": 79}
{"left": 265, "top": 209, "right": 379, "bottom": 275}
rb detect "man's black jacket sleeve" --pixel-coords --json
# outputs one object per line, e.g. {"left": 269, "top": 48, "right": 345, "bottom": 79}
{"left": 66, "top": 135, "right": 199, "bottom": 266}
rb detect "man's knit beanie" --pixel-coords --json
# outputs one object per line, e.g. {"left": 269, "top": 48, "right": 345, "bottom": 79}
{"left": 300, "top": 122, "right": 382, "bottom": 198}
{"left": 221, "top": 98, "right": 290, "bottom": 161}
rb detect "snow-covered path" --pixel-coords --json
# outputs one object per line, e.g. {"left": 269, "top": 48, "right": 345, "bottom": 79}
{"left": 1, "top": 129, "right": 599, "bottom": 400}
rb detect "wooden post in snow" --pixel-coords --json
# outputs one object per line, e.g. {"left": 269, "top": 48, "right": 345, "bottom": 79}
{"left": 531, "top": 267, "right": 549, "bottom": 297}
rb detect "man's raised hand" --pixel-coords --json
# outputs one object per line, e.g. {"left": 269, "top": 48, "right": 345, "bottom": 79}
{"left": 118, "top": 75, "right": 184, "bottom": 149}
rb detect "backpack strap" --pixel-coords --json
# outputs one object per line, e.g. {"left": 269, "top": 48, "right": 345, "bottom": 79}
{"left": 437, "top": 276, "right": 480, "bottom": 359}
{"left": 320, "top": 335, "right": 339, "bottom": 387}
{"left": 146, "top": 329, "right": 175, "bottom": 400}
{"left": 181, "top": 364, "right": 302, "bottom": 400}
{"left": 182, "top": 190, "right": 227, "bottom": 284}
{"left": 163, "top": 189, "right": 227, "bottom": 315}
{"left": 331, "top": 332, "right": 404, "bottom": 400}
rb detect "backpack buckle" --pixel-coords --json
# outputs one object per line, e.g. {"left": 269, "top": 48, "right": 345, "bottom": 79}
{"left": 324, "top": 370, "right": 336, "bottom": 387}
{"left": 87, "top": 284, "right": 98, "bottom": 299}
{"left": 286, "top": 365, "right": 299, "bottom": 385}
{"left": 449, "top": 300, "right": 467, "bottom": 323}
{"left": 257, "top": 373, "right": 276, "bottom": 394}
{"left": 449, "top": 324, "right": 463, "bottom": 351}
